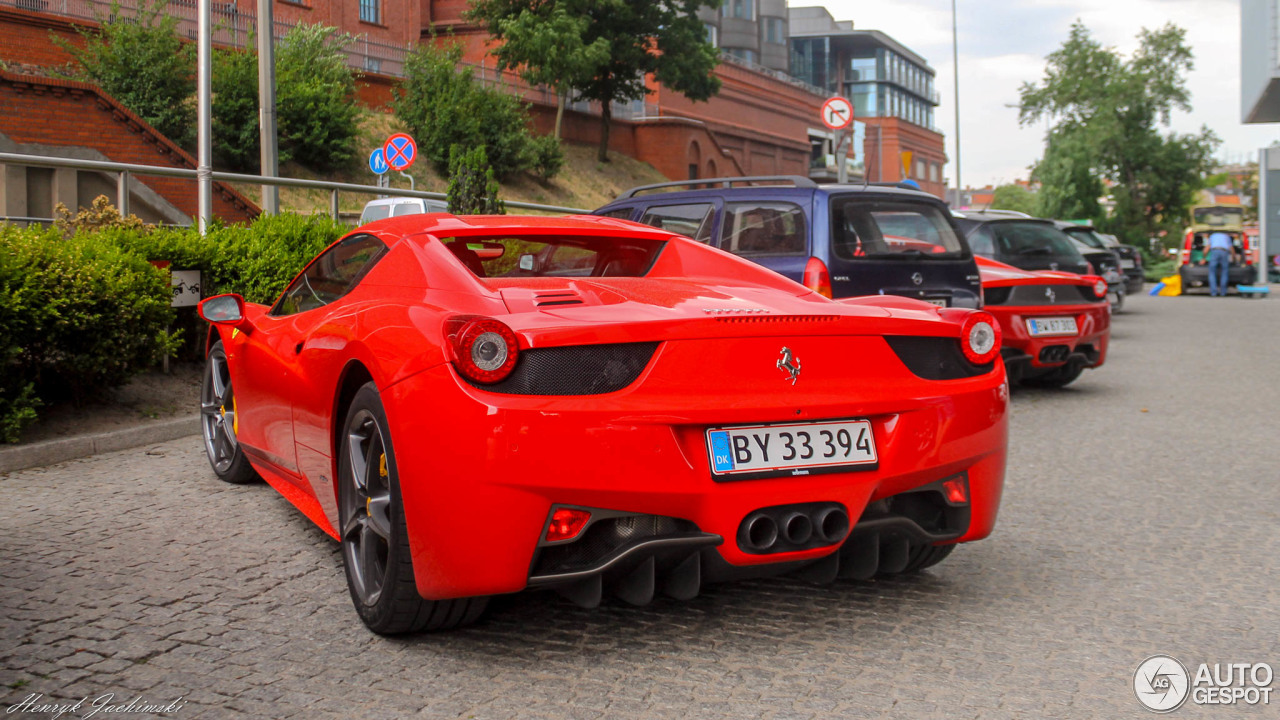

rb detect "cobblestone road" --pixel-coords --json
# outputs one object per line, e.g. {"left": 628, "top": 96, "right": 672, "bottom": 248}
{"left": 2, "top": 293, "right": 1277, "bottom": 719}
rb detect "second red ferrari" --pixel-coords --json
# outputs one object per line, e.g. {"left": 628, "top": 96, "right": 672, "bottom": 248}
{"left": 977, "top": 256, "right": 1110, "bottom": 388}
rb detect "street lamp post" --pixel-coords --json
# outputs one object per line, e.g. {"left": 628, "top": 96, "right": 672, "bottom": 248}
{"left": 197, "top": 0, "right": 212, "bottom": 233}
{"left": 951, "top": 0, "right": 962, "bottom": 206}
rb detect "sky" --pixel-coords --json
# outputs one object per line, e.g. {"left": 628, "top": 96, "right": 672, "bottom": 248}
{"left": 815, "top": 0, "right": 1280, "bottom": 188}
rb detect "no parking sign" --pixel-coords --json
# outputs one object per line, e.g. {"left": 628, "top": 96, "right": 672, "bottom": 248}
{"left": 383, "top": 133, "right": 417, "bottom": 171}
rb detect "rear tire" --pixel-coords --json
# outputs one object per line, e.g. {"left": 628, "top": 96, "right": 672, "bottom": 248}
{"left": 900, "top": 543, "right": 955, "bottom": 573}
{"left": 1022, "top": 362, "right": 1085, "bottom": 389}
{"left": 337, "top": 382, "right": 487, "bottom": 634}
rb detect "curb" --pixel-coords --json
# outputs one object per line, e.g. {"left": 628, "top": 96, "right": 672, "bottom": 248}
{"left": 0, "top": 416, "right": 201, "bottom": 474}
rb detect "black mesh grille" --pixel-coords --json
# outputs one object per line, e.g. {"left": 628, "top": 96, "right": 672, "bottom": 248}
{"left": 884, "top": 336, "right": 993, "bottom": 380}
{"left": 463, "top": 342, "right": 658, "bottom": 395}
{"left": 983, "top": 287, "right": 1012, "bottom": 305}
{"left": 1004, "top": 284, "right": 1094, "bottom": 305}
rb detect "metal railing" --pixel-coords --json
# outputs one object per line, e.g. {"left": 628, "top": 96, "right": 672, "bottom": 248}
{"left": 0, "top": 152, "right": 589, "bottom": 226}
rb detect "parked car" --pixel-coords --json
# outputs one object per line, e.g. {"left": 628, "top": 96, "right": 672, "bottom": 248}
{"left": 976, "top": 256, "right": 1110, "bottom": 388}
{"left": 594, "top": 176, "right": 983, "bottom": 308}
{"left": 1179, "top": 204, "right": 1253, "bottom": 293}
{"left": 1051, "top": 221, "right": 1125, "bottom": 312}
{"left": 359, "top": 197, "right": 448, "bottom": 225}
{"left": 1092, "top": 231, "right": 1145, "bottom": 295}
{"left": 197, "top": 213, "right": 1009, "bottom": 634}
{"left": 953, "top": 211, "right": 1090, "bottom": 275}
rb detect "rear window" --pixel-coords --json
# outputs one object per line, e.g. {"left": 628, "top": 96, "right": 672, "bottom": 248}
{"left": 831, "top": 198, "right": 963, "bottom": 260}
{"left": 1062, "top": 227, "right": 1106, "bottom": 249}
{"left": 983, "top": 222, "right": 1082, "bottom": 258}
{"left": 440, "top": 235, "right": 663, "bottom": 278}
{"left": 639, "top": 203, "right": 714, "bottom": 243}
{"left": 361, "top": 204, "right": 392, "bottom": 223}
{"left": 720, "top": 202, "right": 807, "bottom": 256}
{"left": 392, "top": 202, "right": 425, "bottom": 217}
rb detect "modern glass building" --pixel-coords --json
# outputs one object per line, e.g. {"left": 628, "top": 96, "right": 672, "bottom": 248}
{"left": 787, "top": 7, "right": 946, "bottom": 196}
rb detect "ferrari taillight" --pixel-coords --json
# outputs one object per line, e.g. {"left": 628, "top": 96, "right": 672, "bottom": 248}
{"left": 446, "top": 315, "right": 519, "bottom": 384}
{"left": 960, "top": 311, "right": 1001, "bottom": 365}
{"left": 1091, "top": 278, "right": 1108, "bottom": 300}
{"left": 803, "top": 257, "right": 832, "bottom": 299}
{"left": 546, "top": 508, "right": 591, "bottom": 542}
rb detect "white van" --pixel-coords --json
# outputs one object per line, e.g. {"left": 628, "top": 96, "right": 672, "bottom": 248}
{"left": 359, "top": 198, "right": 448, "bottom": 225}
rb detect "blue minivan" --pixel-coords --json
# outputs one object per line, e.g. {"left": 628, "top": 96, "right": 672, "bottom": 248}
{"left": 594, "top": 176, "right": 982, "bottom": 308}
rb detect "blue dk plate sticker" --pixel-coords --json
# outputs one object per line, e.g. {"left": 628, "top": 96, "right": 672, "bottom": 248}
{"left": 708, "top": 431, "right": 735, "bottom": 473}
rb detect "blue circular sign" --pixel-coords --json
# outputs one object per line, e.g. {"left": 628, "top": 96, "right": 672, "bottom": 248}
{"left": 368, "top": 147, "right": 389, "bottom": 175}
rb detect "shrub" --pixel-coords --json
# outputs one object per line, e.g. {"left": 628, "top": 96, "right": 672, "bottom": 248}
{"left": 394, "top": 41, "right": 537, "bottom": 180}
{"left": 56, "top": 0, "right": 196, "bottom": 149}
{"left": 447, "top": 145, "right": 506, "bottom": 215}
{"left": 0, "top": 224, "right": 175, "bottom": 439}
{"left": 52, "top": 196, "right": 146, "bottom": 239}
{"left": 529, "top": 134, "right": 565, "bottom": 183}
{"left": 213, "top": 24, "right": 362, "bottom": 173}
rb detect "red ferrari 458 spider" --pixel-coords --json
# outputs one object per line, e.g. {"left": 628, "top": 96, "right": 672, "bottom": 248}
{"left": 976, "top": 255, "right": 1110, "bottom": 387}
{"left": 197, "top": 214, "right": 1009, "bottom": 634}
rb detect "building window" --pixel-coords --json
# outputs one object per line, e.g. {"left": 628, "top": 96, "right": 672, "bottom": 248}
{"left": 731, "top": 0, "right": 754, "bottom": 20}
{"left": 705, "top": 23, "right": 718, "bottom": 47}
{"left": 847, "top": 83, "right": 878, "bottom": 117}
{"left": 849, "top": 56, "right": 876, "bottom": 83}
{"left": 763, "top": 17, "right": 784, "bottom": 44}
{"left": 726, "top": 47, "right": 758, "bottom": 64}
{"left": 358, "top": 0, "right": 380, "bottom": 24}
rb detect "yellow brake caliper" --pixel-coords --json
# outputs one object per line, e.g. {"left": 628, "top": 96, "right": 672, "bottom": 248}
{"left": 367, "top": 452, "right": 387, "bottom": 515}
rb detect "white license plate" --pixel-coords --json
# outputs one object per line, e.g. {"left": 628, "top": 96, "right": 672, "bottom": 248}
{"left": 1120, "top": 259, "right": 1136, "bottom": 269}
{"left": 1026, "top": 317, "right": 1078, "bottom": 337}
{"left": 706, "top": 420, "right": 877, "bottom": 478}
{"left": 923, "top": 298, "right": 949, "bottom": 307}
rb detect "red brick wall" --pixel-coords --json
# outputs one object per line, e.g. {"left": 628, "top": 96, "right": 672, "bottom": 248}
{"left": 1, "top": 70, "right": 258, "bottom": 223}
{"left": 0, "top": 8, "right": 83, "bottom": 68}
{"left": 861, "top": 117, "right": 947, "bottom": 199}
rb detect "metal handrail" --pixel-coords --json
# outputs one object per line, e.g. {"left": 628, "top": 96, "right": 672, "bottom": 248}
{"left": 0, "top": 152, "right": 589, "bottom": 218}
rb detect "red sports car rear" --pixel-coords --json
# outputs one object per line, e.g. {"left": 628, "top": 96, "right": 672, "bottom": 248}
{"left": 198, "top": 214, "right": 1010, "bottom": 633}
{"left": 977, "top": 255, "right": 1110, "bottom": 387}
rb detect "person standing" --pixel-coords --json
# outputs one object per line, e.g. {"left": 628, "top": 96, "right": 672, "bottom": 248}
{"left": 1206, "top": 231, "right": 1235, "bottom": 297}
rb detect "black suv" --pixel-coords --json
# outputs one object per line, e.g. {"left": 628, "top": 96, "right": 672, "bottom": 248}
{"left": 594, "top": 176, "right": 981, "bottom": 308}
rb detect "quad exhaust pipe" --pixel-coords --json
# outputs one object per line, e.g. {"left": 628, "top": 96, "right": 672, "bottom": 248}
{"left": 739, "top": 502, "right": 848, "bottom": 554}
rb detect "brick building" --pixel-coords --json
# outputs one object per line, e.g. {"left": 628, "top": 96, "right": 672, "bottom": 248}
{"left": 0, "top": 68, "right": 257, "bottom": 225}
{"left": 788, "top": 6, "right": 947, "bottom": 198}
{"left": 0, "top": 0, "right": 949, "bottom": 209}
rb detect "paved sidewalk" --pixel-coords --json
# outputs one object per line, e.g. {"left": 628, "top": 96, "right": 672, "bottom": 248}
{"left": 1, "top": 293, "right": 1277, "bottom": 719}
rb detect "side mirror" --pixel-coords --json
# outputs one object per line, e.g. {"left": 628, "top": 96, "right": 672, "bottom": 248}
{"left": 199, "top": 294, "right": 246, "bottom": 325}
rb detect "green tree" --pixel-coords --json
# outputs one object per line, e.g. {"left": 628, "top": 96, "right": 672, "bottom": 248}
{"left": 212, "top": 23, "right": 362, "bottom": 173}
{"left": 469, "top": 0, "right": 723, "bottom": 162}
{"left": 56, "top": 0, "right": 195, "bottom": 149}
{"left": 393, "top": 40, "right": 547, "bottom": 180}
{"left": 988, "top": 184, "right": 1038, "bottom": 215}
{"left": 1019, "top": 22, "right": 1219, "bottom": 244}
{"left": 466, "top": 2, "right": 611, "bottom": 139}
{"left": 447, "top": 145, "right": 506, "bottom": 215}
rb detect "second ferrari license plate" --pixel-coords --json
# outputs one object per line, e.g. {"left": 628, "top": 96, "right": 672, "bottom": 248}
{"left": 706, "top": 420, "right": 877, "bottom": 479}
{"left": 1026, "top": 317, "right": 1078, "bottom": 337}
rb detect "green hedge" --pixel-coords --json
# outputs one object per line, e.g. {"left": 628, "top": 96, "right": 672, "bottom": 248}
{"left": 0, "top": 213, "right": 347, "bottom": 442}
